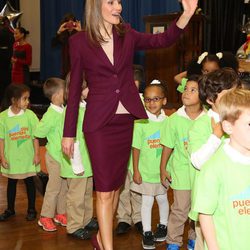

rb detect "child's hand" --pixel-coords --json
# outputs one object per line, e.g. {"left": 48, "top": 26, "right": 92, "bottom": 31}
{"left": 133, "top": 170, "right": 142, "bottom": 185}
{"left": 33, "top": 154, "right": 41, "bottom": 165}
{"left": 1, "top": 158, "right": 9, "bottom": 169}
{"left": 211, "top": 117, "right": 224, "bottom": 139}
{"left": 160, "top": 169, "right": 171, "bottom": 188}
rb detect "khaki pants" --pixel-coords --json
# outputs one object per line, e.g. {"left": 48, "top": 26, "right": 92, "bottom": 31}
{"left": 41, "top": 152, "right": 68, "bottom": 217}
{"left": 66, "top": 177, "right": 93, "bottom": 233}
{"left": 116, "top": 172, "right": 142, "bottom": 225}
{"left": 167, "top": 190, "right": 196, "bottom": 246}
{"left": 194, "top": 221, "right": 204, "bottom": 250}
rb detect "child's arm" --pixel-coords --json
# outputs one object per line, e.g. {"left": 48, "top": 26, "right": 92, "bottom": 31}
{"left": 199, "top": 214, "right": 220, "bottom": 250}
{"left": 33, "top": 138, "right": 40, "bottom": 165}
{"left": 160, "top": 146, "right": 173, "bottom": 188}
{"left": 174, "top": 71, "right": 187, "bottom": 84}
{"left": 132, "top": 147, "right": 142, "bottom": 184}
{"left": 190, "top": 118, "right": 223, "bottom": 170}
{"left": 0, "top": 139, "right": 8, "bottom": 168}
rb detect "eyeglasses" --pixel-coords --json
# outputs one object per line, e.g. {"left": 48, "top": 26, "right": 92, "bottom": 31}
{"left": 183, "top": 87, "right": 198, "bottom": 94}
{"left": 143, "top": 97, "right": 165, "bottom": 103}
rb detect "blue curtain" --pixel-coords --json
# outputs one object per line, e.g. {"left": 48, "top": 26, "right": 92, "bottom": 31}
{"left": 40, "top": 0, "right": 180, "bottom": 81}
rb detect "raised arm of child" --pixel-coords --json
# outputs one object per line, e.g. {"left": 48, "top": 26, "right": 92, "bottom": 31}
{"left": 174, "top": 71, "right": 187, "bottom": 84}
{"left": 132, "top": 147, "right": 142, "bottom": 185}
{"left": 199, "top": 214, "right": 220, "bottom": 250}
{"left": 160, "top": 146, "right": 173, "bottom": 188}
{"left": 0, "top": 139, "right": 8, "bottom": 169}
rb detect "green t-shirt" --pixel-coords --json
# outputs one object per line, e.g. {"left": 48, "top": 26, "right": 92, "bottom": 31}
{"left": 160, "top": 108, "right": 199, "bottom": 190}
{"left": 34, "top": 105, "right": 64, "bottom": 163}
{"left": 60, "top": 104, "right": 92, "bottom": 178}
{"left": 193, "top": 143, "right": 250, "bottom": 250}
{"left": 131, "top": 117, "right": 168, "bottom": 183}
{"left": 188, "top": 112, "right": 227, "bottom": 220}
{"left": 0, "top": 109, "right": 39, "bottom": 175}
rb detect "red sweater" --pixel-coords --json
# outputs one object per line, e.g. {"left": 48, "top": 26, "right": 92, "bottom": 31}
{"left": 11, "top": 42, "right": 32, "bottom": 84}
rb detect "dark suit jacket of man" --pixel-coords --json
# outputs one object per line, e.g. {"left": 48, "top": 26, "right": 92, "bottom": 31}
{"left": 63, "top": 20, "right": 184, "bottom": 135}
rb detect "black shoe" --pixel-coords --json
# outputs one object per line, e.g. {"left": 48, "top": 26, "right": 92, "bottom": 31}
{"left": 0, "top": 209, "right": 15, "bottom": 222}
{"left": 142, "top": 231, "right": 155, "bottom": 249}
{"left": 154, "top": 224, "right": 167, "bottom": 242}
{"left": 68, "top": 228, "right": 92, "bottom": 240}
{"left": 134, "top": 221, "right": 143, "bottom": 235}
{"left": 115, "top": 222, "right": 131, "bottom": 235}
{"left": 84, "top": 217, "right": 99, "bottom": 231}
{"left": 26, "top": 209, "right": 37, "bottom": 221}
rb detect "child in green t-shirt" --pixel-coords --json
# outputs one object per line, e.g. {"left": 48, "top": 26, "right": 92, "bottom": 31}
{"left": 35, "top": 78, "right": 68, "bottom": 232}
{"left": 160, "top": 75, "right": 205, "bottom": 250}
{"left": 60, "top": 72, "right": 98, "bottom": 240}
{"left": 188, "top": 68, "right": 241, "bottom": 250}
{"left": 193, "top": 88, "right": 250, "bottom": 250}
{"left": 0, "top": 84, "right": 40, "bottom": 222}
{"left": 130, "top": 83, "right": 169, "bottom": 249}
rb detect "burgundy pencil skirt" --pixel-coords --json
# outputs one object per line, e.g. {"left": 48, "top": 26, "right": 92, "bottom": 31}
{"left": 84, "top": 114, "right": 135, "bottom": 192}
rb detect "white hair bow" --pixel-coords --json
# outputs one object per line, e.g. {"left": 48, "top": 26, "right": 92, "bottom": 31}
{"left": 197, "top": 52, "right": 208, "bottom": 64}
{"left": 150, "top": 79, "right": 161, "bottom": 84}
{"left": 216, "top": 52, "right": 223, "bottom": 59}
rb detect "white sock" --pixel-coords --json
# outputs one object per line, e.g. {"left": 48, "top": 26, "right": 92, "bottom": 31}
{"left": 156, "top": 194, "right": 169, "bottom": 226}
{"left": 141, "top": 195, "right": 154, "bottom": 232}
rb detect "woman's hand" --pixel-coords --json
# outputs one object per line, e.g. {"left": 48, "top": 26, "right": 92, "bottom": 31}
{"left": 57, "top": 22, "right": 68, "bottom": 34}
{"left": 176, "top": 0, "right": 199, "bottom": 29}
{"left": 62, "top": 137, "right": 74, "bottom": 159}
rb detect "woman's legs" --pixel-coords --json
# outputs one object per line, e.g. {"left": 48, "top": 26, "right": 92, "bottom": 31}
{"left": 96, "top": 189, "right": 120, "bottom": 250}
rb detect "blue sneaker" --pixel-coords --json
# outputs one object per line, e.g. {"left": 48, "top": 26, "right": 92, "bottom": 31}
{"left": 167, "top": 244, "right": 180, "bottom": 250}
{"left": 187, "top": 239, "right": 196, "bottom": 250}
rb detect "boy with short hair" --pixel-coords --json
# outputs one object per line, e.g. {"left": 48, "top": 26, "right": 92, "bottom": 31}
{"left": 35, "top": 77, "right": 68, "bottom": 231}
{"left": 193, "top": 88, "right": 250, "bottom": 250}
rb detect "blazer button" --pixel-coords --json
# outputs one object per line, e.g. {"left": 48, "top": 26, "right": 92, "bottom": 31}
{"left": 115, "top": 89, "right": 120, "bottom": 94}
{"left": 113, "top": 74, "right": 118, "bottom": 78}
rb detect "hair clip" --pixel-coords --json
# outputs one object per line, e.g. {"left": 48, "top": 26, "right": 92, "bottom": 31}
{"left": 150, "top": 79, "right": 161, "bottom": 84}
{"left": 197, "top": 52, "right": 208, "bottom": 64}
{"left": 216, "top": 52, "right": 223, "bottom": 59}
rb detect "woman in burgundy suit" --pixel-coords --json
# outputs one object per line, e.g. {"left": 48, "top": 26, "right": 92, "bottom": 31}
{"left": 62, "top": 0, "right": 198, "bottom": 249}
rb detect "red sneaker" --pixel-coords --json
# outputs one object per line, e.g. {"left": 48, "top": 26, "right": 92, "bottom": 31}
{"left": 38, "top": 217, "right": 57, "bottom": 232}
{"left": 54, "top": 214, "right": 67, "bottom": 226}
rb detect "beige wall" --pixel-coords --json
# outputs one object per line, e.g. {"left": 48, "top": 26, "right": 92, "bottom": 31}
{"left": 20, "top": 0, "right": 40, "bottom": 72}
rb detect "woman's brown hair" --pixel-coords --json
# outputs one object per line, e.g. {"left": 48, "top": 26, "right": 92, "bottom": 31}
{"left": 83, "top": 0, "right": 126, "bottom": 45}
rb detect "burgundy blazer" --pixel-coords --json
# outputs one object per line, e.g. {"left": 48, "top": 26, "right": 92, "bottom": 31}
{"left": 63, "top": 21, "right": 184, "bottom": 136}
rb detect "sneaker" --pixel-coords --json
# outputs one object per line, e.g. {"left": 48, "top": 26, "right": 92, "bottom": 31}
{"left": 38, "top": 217, "right": 57, "bottom": 232}
{"left": 142, "top": 231, "right": 155, "bottom": 249}
{"left": 84, "top": 217, "right": 99, "bottom": 231}
{"left": 26, "top": 209, "right": 37, "bottom": 221}
{"left": 187, "top": 239, "right": 196, "bottom": 250}
{"left": 0, "top": 209, "right": 15, "bottom": 222}
{"left": 154, "top": 224, "right": 167, "bottom": 242}
{"left": 54, "top": 214, "right": 67, "bottom": 226}
{"left": 167, "top": 244, "right": 180, "bottom": 250}
{"left": 115, "top": 222, "right": 131, "bottom": 235}
{"left": 134, "top": 221, "right": 143, "bottom": 235}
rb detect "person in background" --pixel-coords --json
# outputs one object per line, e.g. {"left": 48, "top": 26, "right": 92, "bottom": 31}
{"left": 52, "top": 13, "right": 81, "bottom": 79}
{"left": 0, "top": 16, "right": 14, "bottom": 102}
{"left": 11, "top": 27, "right": 32, "bottom": 85}
{"left": 0, "top": 84, "right": 40, "bottom": 222}
{"left": 62, "top": 0, "right": 198, "bottom": 249}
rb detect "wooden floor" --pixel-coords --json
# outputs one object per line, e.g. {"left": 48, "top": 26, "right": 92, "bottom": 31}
{"left": 0, "top": 176, "right": 188, "bottom": 250}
